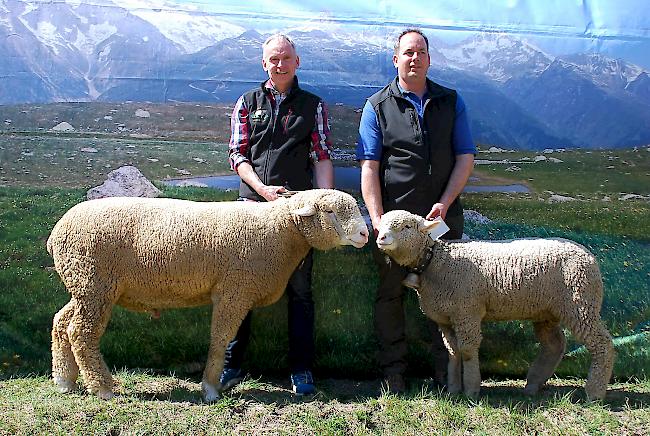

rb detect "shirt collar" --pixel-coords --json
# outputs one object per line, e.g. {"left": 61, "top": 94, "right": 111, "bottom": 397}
{"left": 264, "top": 77, "right": 299, "bottom": 97}
{"left": 396, "top": 82, "right": 429, "bottom": 101}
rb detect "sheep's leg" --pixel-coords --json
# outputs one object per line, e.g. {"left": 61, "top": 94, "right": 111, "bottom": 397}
{"left": 572, "top": 320, "right": 615, "bottom": 401}
{"left": 202, "top": 296, "right": 250, "bottom": 402}
{"left": 524, "top": 321, "right": 566, "bottom": 396}
{"left": 67, "top": 280, "right": 117, "bottom": 400}
{"left": 439, "top": 325, "right": 462, "bottom": 394}
{"left": 52, "top": 299, "right": 79, "bottom": 393}
{"left": 454, "top": 319, "right": 483, "bottom": 400}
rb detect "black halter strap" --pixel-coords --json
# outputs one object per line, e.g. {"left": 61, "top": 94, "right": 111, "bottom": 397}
{"left": 409, "top": 241, "right": 435, "bottom": 275}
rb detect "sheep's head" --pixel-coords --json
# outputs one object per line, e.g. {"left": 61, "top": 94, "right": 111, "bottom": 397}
{"left": 376, "top": 210, "right": 448, "bottom": 267}
{"left": 289, "top": 189, "right": 368, "bottom": 250}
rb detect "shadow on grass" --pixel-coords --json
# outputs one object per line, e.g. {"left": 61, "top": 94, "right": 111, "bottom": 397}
{"left": 222, "top": 376, "right": 650, "bottom": 411}
{"left": 477, "top": 383, "right": 649, "bottom": 411}
{"left": 90, "top": 371, "right": 649, "bottom": 411}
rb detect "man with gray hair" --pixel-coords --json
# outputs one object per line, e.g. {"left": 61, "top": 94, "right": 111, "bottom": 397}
{"left": 224, "top": 33, "right": 335, "bottom": 395}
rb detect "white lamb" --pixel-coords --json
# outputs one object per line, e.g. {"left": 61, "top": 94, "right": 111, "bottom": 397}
{"left": 47, "top": 189, "right": 369, "bottom": 402}
{"left": 376, "top": 210, "right": 614, "bottom": 400}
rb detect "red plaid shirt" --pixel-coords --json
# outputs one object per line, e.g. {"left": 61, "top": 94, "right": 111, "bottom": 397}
{"left": 228, "top": 81, "right": 332, "bottom": 172}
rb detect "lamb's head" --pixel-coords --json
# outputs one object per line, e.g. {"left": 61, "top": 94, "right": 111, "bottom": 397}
{"left": 376, "top": 210, "right": 448, "bottom": 267}
{"left": 288, "top": 189, "right": 369, "bottom": 250}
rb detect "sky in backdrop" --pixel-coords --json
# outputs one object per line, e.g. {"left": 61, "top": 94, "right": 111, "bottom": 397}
{"left": 150, "top": 0, "right": 650, "bottom": 68}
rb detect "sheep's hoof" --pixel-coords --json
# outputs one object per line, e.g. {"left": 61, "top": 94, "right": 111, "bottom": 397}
{"left": 465, "top": 390, "right": 480, "bottom": 401}
{"left": 202, "top": 381, "right": 221, "bottom": 403}
{"left": 523, "top": 383, "right": 540, "bottom": 396}
{"left": 585, "top": 387, "right": 606, "bottom": 402}
{"left": 97, "top": 388, "right": 115, "bottom": 400}
{"left": 447, "top": 384, "right": 462, "bottom": 395}
{"left": 53, "top": 376, "right": 76, "bottom": 393}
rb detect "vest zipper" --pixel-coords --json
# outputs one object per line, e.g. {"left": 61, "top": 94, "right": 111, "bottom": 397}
{"left": 422, "top": 98, "right": 433, "bottom": 176}
{"left": 263, "top": 96, "right": 278, "bottom": 187}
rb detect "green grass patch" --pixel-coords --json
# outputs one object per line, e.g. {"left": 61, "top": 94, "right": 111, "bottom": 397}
{"left": 1, "top": 374, "right": 647, "bottom": 434}
{"left": 0, "top": 133, "right": 231, "bottom": 188}
{"left": 464, "top": 192, "right": 650, "bottom": 241}
{"left": 473, "top": 147, "right": 650, "bottom": 195}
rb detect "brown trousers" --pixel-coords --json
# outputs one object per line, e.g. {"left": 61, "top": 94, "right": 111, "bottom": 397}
{"left": 373, "top": 213, "right": 464, "bottom": 381}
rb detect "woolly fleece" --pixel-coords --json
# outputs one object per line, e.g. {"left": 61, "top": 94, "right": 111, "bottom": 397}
{"left": 48, "top": 189, "right": 368, "bottom": 401}
{"left": 376, "top": 210, "right": 614, "bottom": 401}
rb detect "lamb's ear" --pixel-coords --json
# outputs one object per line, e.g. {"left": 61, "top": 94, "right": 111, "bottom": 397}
{"left": 292, "top": 204, "right": 317, "bottom": 217}
{"left": 419, "top": 217, "right": 450, "bottom": 240}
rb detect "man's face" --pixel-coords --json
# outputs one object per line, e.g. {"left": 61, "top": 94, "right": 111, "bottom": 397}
{"left": 393, "top": 32, "right": 430, "bottom": 83}
{"left": 262, "top": 39, "right": 300, "bottom": 91}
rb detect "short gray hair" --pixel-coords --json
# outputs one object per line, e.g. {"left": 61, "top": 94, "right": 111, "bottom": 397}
{"left": 262, "top": 34, "right": 296, "bottom": 52}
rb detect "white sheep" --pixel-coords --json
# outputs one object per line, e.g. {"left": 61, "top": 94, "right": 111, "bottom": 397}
{"left": 47, "top": 189, "right": 369, "bottom": 402}
{"left": 376, "top": 210, "right": 614, "bottom": 400}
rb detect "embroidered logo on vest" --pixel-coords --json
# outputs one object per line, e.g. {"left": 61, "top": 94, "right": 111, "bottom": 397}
{"left": 251, "top": 109, "right": 269, "bottom": 124}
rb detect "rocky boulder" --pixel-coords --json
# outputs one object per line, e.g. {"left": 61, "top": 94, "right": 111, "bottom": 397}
{"left": 87, "top": 166, "right": 161, "bottom": 200}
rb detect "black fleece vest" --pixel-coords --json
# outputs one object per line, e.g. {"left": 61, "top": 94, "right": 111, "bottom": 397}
{"left": 368, "top": 77, "right": 462, "bottom": 217}
{"left": 239, "top": 78, "right": 321, "bottom": 201}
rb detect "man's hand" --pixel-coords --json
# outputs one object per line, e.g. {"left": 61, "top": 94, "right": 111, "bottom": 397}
{"left": 426, "top": 202, "right": 448, "bottom": 220}
{"left": 370, "top": 214, "right": 383, "bottom": 238}
{"left": 236, "top": 162, "right": 287, "bottom": 201}
{"left": 258, "top": 185, "right": 287, "bottom": 202}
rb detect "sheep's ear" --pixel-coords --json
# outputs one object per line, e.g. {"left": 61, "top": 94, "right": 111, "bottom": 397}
{"left": 292, "top": 204, "right": 317, "bottom": 217}
{"left": 419, "top": 217, "right": 450, "bottom": 241}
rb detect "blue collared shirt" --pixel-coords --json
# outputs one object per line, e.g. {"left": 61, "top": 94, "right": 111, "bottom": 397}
{"left": 356, "top": 85, "right": 476, "bottom": 161}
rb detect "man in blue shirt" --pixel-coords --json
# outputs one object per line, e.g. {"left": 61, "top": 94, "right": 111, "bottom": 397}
{"left": 357, "top": 28, "right": 476, "bottom": 394}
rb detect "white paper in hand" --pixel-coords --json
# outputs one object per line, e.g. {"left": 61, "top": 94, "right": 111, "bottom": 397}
{"left": 427, "top": 217, "right": 450, "bottom": 241}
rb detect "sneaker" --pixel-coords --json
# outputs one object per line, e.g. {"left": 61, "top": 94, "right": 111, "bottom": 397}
{"left": 219, "top": 367, "right": 244, "bottom": 391}
{"left": 290, "top": 370, "right": 316, "bottom": 395}
{"left": 383, "top": 373, "right": 406, "bottom": 395}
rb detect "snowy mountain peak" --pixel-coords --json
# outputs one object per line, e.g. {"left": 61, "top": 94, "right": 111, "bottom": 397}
{"left": 560, "top": 52, "right": 644, "bottom": 89}
{"left": 439, "top": 32, "right": 553, "bottom": 82}
{"left": 126, "top": 8, "right": 245, "bottom": 53}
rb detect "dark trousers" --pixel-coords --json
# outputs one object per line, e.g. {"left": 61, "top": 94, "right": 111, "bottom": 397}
{"left": 374, "top": 213, "right": 464, "bottom": 380}
{"left": 223, "top": 250, "right": 315, "bottom": 373}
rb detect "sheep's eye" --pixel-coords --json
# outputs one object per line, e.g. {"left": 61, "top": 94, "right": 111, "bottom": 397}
{"left": 324, "top": 209, "right": 334, "bottom": 214}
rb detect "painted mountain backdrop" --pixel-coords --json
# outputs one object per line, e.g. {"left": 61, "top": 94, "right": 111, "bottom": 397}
{"left": 1, "top": 0, "right": 650, "bottom": 149}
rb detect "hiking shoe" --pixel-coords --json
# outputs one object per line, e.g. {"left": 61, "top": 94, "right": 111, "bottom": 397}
{"left": 219, "top": 368, "right": 244, "bottom": 391}
{"left": 291, "top": 370, "right": 316, "bottom": 395}
{"left": 383, "top": 373, "right": 406, "bottom": 395}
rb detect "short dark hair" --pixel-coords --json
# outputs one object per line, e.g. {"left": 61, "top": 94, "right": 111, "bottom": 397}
{"left": 394, "top": 28, "right": 429, "bottom": 54}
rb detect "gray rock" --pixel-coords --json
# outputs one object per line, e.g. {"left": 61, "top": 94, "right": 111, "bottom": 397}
{"left": 135, "top": 109, "right": 150, "bottom": 118}
{"left": 175, "top": 180, "right": 208, "bottom": 188}
{"left": 548, "top": 194, "right": 577, "bottom": 203}
{"left": 618, "top": 193, "right": 649, "bottom": 201}
{"left": 87, "top": 165, "right": 161, "bottom": 200}
{"left": 51, "top": 122, "right": 75, "bottom": 132}
{"left": 464, "top": 209, "right": 492, "bottom": 225}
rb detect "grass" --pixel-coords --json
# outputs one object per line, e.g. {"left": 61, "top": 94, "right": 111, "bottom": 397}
{"left": 0, "top": 374, "right": 647, "bottom": 434}
{"left": 0, "top": 133, "right": 231, "bottom": 187}
{"left": 473, "top": 148, "right": 650, "bottom": 196}
{"left": 464, "top": 192, "right": 650, "bottom": 241}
